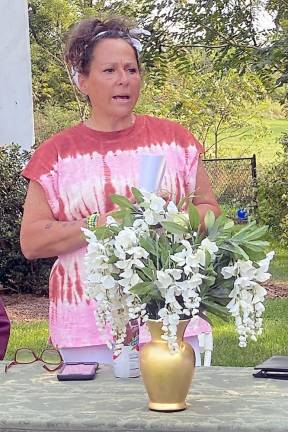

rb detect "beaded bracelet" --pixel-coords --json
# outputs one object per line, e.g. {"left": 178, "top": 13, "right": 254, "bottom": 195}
{"left": 86, "top": 213, "right": 98, "bottom": 231}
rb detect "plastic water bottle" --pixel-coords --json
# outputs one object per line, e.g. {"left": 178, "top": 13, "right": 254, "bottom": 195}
{"left": 113, "top": 319, "right": 140, "bottom": 378}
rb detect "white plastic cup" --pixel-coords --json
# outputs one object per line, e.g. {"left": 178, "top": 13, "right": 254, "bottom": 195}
{"left": 113, "top": 346, "right": 140, "bottom": 378}
{"left": 113, "top": 319, "right": 140, "bottom": 378}
{"left": 138, "top": 154, "right": 166, "bottom": 193}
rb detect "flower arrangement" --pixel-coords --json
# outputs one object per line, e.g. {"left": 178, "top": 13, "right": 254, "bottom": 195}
{"left": 83, "top": 188, "right": 274, "bottom": 354}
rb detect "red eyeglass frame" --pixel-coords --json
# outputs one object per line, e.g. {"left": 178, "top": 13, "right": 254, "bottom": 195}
{"left": 5, "top": 348, "right": 63, "bottom": 373}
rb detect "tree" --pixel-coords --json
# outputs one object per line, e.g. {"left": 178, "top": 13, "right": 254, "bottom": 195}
{"left": 109, "top": 0, "right": 288, "bottom": 93}
{"left": 28, "top": 0, "right": 288, "bottom": 108}
{"left": 137, "top": 63, "right": 267, "bottom": 158}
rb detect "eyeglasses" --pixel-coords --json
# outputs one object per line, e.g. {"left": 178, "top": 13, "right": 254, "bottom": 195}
{"left": 5, "top": 348, "right": 63, "bottom": 373}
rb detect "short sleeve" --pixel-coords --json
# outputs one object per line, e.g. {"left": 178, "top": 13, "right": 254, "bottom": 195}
{"left": 22, "top": 138, "right": 60, "bottom": 218}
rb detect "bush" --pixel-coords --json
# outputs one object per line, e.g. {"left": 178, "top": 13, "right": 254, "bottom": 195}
{"left": 0, "top": 144, "right": 52, "bottom": 294}
{"left": 34, "top": 103, "right": 81, "bottom": 147}
{"left": 257, "top": 133, "right": 288, "bottom": 245}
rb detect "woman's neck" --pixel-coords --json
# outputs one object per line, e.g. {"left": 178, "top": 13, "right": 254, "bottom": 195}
{"left": 84, "top": 113, "right": 135, "bottom": 132}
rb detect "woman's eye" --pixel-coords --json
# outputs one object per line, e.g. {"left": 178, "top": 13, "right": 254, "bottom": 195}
{"left": 104, "top": 68, "right": 114, "bottom": 73}
{"left": 128, "top": 68, "right": 137, "bottom": 74}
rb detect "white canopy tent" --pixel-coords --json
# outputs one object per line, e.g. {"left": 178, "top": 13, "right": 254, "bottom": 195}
{"left": 0, "top": 0, "right": 34, "bottom": 150}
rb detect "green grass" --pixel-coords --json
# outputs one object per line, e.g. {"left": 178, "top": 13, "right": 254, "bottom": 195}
{"left": 5, "top": 321, "right": 49, "bottom": 361}
{"left": 268, "top": 238, "right": 288, "bottom": 282}
{"left": 4, "top": 299, "right": 288, "bottom": 367}
{"left": 211, "top": 298, "right": 288, "bottom": 366}
{"left": 213, "top": 118, "right": 287, "bottom": 166}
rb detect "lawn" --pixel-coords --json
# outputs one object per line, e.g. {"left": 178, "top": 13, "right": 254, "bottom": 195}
{"left": 210, "top": 298, "right": 288, "bottom": 366}
{"left": 4, "top": 298, "right": 288, "bottom": 367}
{"left": 210, "top": 118, "right": 287, "bottom": 166}
{"left": 268, "top": 236, "right": 288, "bottom": 282}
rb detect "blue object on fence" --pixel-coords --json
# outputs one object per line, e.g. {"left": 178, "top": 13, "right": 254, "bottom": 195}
{"left": 236, "top": 208, "right": 248, "bottom": 221}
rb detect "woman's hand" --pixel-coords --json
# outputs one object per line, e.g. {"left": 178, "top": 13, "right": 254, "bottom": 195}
{"left": 96, "top": 210, "right": 116, "bottom": 227}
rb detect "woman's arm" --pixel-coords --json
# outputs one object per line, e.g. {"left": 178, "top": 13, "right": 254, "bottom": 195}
{"left": 20, "top": 180, "right": 87, "bottom": 259}
{"left": 192, "top": 158, "right": 221, "bottom": 227}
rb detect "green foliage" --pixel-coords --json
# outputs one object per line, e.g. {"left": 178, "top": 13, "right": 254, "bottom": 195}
{"left": 34, "top": 103, "right": 80, "bottom": 147}
{"left": 28, "top": 0, "right": 287, "bottom": 111}
{"left": 0, "top": 144, "right": 52, "bottom": 294}
{"left": 257, "top": 132, "right": 288, "bottom": 246}
{"left": 137, "top": 67, "right": 268, "bottom": 157}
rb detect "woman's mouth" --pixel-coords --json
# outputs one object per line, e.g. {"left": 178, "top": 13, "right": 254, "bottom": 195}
{"left": 112, "top": 95, "right": 130, "bottom": 101}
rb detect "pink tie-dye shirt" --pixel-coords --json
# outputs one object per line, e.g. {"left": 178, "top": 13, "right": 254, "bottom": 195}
{"left": 22, "top": 114, "right": 211, "bottom": 348}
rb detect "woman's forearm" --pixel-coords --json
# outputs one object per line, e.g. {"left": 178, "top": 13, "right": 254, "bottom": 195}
{"left": 20, "top": 218, "right": 87, "bottom": 259}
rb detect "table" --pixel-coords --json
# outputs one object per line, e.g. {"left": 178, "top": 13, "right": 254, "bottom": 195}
{"left": 0, "top": 362, "right": 287, "bottom": 432}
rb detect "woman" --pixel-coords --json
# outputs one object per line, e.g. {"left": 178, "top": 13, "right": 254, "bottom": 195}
{"left": 20, "top": 17, "right": 221, "bottom": 364}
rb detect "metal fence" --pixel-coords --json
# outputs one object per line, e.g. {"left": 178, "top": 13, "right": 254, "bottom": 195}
{"left": 203, "top": 155, "right": 257, "bottom": 218}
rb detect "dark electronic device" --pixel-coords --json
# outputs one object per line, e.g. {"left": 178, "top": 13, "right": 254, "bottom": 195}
{"left": 57, "top": 362, "right": 99, "bottom": 381}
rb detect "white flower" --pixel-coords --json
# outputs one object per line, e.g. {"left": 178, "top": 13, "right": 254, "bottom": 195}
{"left": 167, "top": 201, "right": 179, "bottom": 215}
{"left": 200, "top": 238, "right": 218, "bottom": 256}
{"left": 238, "top": 260, "right": 255, "bottom": 279}
{"left": 221, "top": 264, "right": 237, "bottom": 279}
{"left": 102, "top": 275, "right": 116, "bottom": 290}
{"left": 143, "top": 208, "right": 158, "bottom": 225}
{"left": 156, "top": 270, "right": 173, "bottom": 290}
{"left": 115, "top": 227, "right": 138, "bottom": 250}
{"left": 258, "top": 251, "right": 275, "bottom": 272}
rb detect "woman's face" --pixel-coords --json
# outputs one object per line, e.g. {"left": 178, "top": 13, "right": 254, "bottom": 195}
{"left": 79, "top": 38, "right": 141, "bottom": 122}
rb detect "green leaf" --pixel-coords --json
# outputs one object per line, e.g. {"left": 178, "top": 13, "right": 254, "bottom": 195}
{"left": 136, "top": 267, "right": 155, "bottom": 281}
{"left": 131, "top": 282, "right": 162, "bottom": 302}
{"left": 201, "top": 300, "right": 230, "bottom": 321}
{"left": 158, "top": 235, "right": 171, "bottom": 268}
{"left": 231, "top": 221, "right": 257, "bottom": 240}
{"left": 242, "top": 240, "right": 270, "bottom": 253}
{"left": 208, "top": 284, "right": 232, "bottom": 299}
{"left": 206, "top": 214, "right": 233, "bottom": 241}
{"left": 110, "top": 194, "right": 135, "bottom": 210}
{"left": 204, "top": 210, "right": 216, "bottom": 232}
{"left": 188, "top": 203, "right": 200, "bottom": 230}
{"left": 92, "top": 226, "right": 113, "bottom": 240}
{"left": 131, "top": 187, "right": 144, "bottom": 204}
{"left": 220, "top": 241, "right": 249, "bottom": 260}
{"left": 223, "top": 220, "right": 235, "bottom": 230}
{"left": 108, "top": 255, "right": 118, "bottom": 264}
{"left": 160, "top": 221, "right": 188, "bottom": 235}
{"left": 139, "top": 236, "right": 158, "bottom": 256}
{"left": 110, "top": 210, "right": 128, "bottom": 220}
{"left": 123, "top": 212, "right": 133, "bottom": 227}
{"left": 237, "top": 225, "right": 268, "bottom": 242}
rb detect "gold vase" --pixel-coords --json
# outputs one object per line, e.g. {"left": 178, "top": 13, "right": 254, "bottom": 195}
{"left": 140, "top": 319, "right": 195, "bottom": 412}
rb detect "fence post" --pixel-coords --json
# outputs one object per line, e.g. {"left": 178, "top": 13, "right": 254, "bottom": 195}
{"left": 251, "top": 154, "right": 258, "bottom": 219}
{"left": 251, "top": 154, "right": 257, "bottom": 180}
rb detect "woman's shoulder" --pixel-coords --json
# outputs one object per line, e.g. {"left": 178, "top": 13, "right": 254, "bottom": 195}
{"left": 141, "top": 114, "right": 185, "bottom": 131}
{"left": 139, "top": 114, "right": 202, "bottom": 150}
{"left": 38, "top": 123, "right": 83, "bottom": 150}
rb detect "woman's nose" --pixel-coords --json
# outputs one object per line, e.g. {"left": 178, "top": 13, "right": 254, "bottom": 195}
{"left": 117, "top": 69, "right": 129, "bottom": 85}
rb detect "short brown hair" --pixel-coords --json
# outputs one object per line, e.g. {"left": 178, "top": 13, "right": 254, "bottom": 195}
{"left": 64, "top": 17, "right": 140, "bottom": 75}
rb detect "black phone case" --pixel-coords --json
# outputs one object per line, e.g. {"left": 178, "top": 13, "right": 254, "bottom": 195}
{"left": 253, "top": 356, "right": 288, "bottom": 380}
{"left": 57, "top": 362, "right": 98, "bottom": 381}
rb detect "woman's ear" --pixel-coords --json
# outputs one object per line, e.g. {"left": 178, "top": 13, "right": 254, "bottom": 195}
{"left": 77, "top": 73, "right": 88, "bottom": 95}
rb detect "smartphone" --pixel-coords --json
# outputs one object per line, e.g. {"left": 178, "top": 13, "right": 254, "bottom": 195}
{"left": 57, "top": 362, "right": 99, "bottom": 381}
